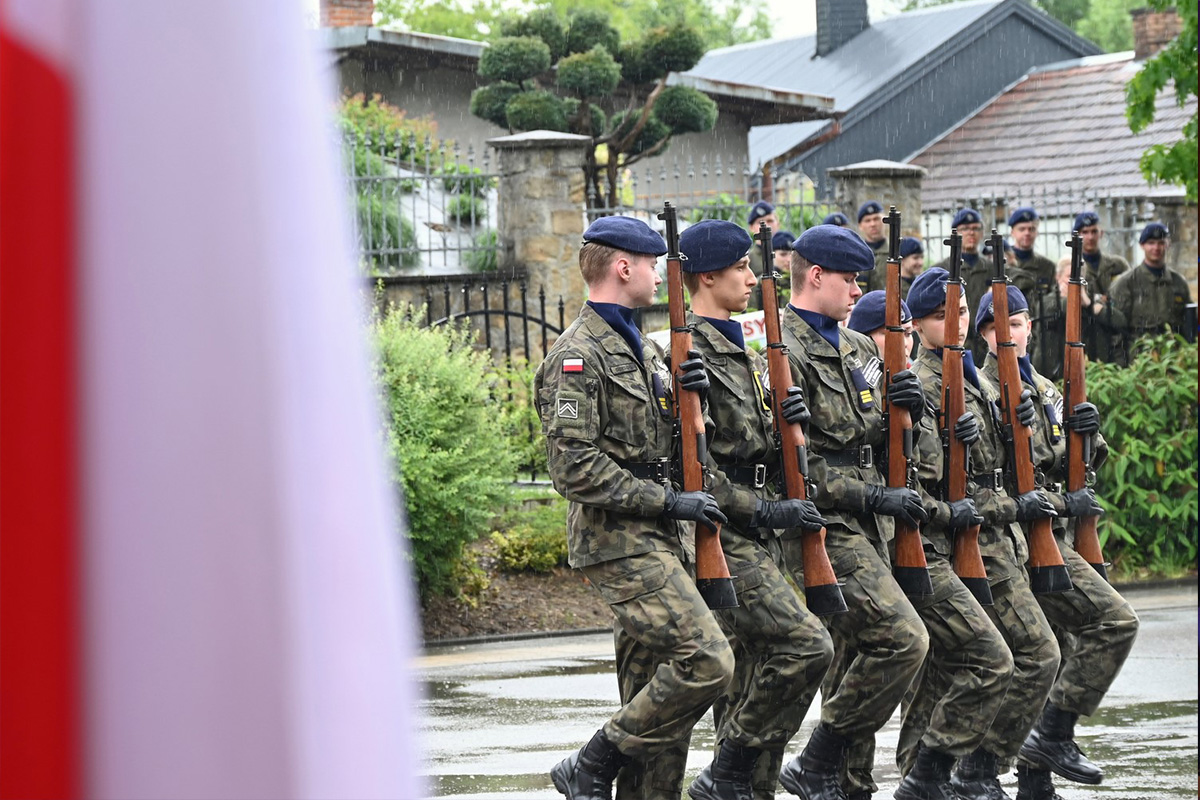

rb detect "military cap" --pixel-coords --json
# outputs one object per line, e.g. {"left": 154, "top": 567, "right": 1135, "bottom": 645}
{"left": 1073, "top": 211, "right": 1100, "bottom": 232}
{"left": 794, "top": 225, "right": 875, "bottom": 273}
{"left": 975, "top": 285, "right": 1029, "bottom": 333}
{"left": 900, "top": 237, "right": 923, "bottom": 258}
{"left": 1007, "top": 206, "right": 1038, "bottom": 226}
{"left": 847, "top": 290, "right": 912, "bottom": 334}
{"left": 1139, "top": 221, "right": 1169, "bottom": 243}
{"left": 981, "top": 237, "right": 1013, "bottom": 257}
{"left": 582, "top": 215, "right": 668, "bottom": 256}
{"left": 906, "top": 267, "right": 951, "bottom": 319}
{"left": 822, "top": 212, "right": 850, "bottom": 227}
{"left": 952, "top": 208, "right": 982, "bottom": 228}
{"left": 858, "top": 200, "right": 884, "bottom": 222}
{"left": 772, "top": 230, "right": 796, "bottom": 251}
{"left": 679, "top": 219, "right": 753, "bottom": 273}
{"left": 748, "top": 201, "right": 775, "bottom": 226}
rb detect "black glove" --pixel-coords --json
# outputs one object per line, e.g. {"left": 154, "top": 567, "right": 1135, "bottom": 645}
{"left": 1014, "top": 490, "right": 1057, "bottom": 521}
{"left": 865, "top": 485, "right": 929, "bottom": 528}
{"left": 888, "top": 369, "right": 925, "bottom": 424}
{"left": 663, "top": 488, "right": 727, "bottom": 533}
{"left": 677, "top": 349, "right": 709, "bottom": 396}
{"left": 1062, "top": 487, "right": 1104, "bottom": 518}
{"left": 947, "top": 498, "right": 984, "bottom": 529}
{"left": 954, "top": 412, "right": 980, "bottom": 446}
{"left": 751, "top": 498, "right": 826, "bottom": 533}
{"left": 780, "top": 385, "right": 810, "bottom": 426}
{"left": 1015, "top": 388, "right": 1037, "bottom": 429}
{"left": 1066, "top": 402, "right": 1100, "bottom": 435}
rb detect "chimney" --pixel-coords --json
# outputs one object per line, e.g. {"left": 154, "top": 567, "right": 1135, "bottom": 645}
{"left": 320, "top": 0, "right": 374, "bottom": 27}
{"left": 1130, "top": 7, "right": 1181, "bottom": 60}
{"left": 816, "top": 0, "right": 870, "bottom": 57}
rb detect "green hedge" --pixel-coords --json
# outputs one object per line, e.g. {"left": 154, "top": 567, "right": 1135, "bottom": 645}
{"left": 1087, "top": 332, "right": 1198, "bottom": 572}
{"left": 490, "top": 493, "right": 569, "bottom": 573}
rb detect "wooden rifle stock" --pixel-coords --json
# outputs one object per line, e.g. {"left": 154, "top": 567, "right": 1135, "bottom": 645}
{"left": 883, "top": 207, "right": 933, "bottom": 597}
{"left": 987, "top": 230, "right": 1072, "bottom": 595}
{"left": 660, "top": 202, "right": 737, "bottom": 609}
{"left": 942, "top": 228, "right": 992, "bottom": 605}
{"left": 1064, "top": 232, "right": 1107, "bottom": 580}
{"left": 755, "top": 223, "right": 847, "bottom": 616}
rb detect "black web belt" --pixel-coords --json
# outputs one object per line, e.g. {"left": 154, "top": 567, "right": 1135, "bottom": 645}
{"left": 821, "top": 445, "right": 874, "bottom": 469}
{"left": 615, "top": 457, "right": 672, "bottom": 484}
{"left": 722, "top": 462, "right": 777, "bottom": 490}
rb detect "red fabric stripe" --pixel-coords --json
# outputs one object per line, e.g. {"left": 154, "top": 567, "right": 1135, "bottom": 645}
{"left": 0, "top": 23, "right": 82, "bottom": 800}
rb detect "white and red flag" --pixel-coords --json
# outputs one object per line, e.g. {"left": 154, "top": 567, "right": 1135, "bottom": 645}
{"left": 0, "top": 1, "right": 423, "bottom": 797}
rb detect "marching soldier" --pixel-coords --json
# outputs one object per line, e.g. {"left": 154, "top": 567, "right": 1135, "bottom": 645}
{"left": 856, "top": 200, "right": 889, "bottom": 292}
{"left": 976, "top": 285, "right": 1140, "bottom": 800}
{"left": 906, "top": 269, "right": 1062, "bottom": 800}
{"left": 679, "top": 219, "right": 836, "bottom": 800}
{"left": 822, "top": 212, "right": 851, "bottom": 228}
{"left": 846, "top": 290, "right": 914, "bottom": 358}
{"left": 931, "top": 208, "right": 989, "bottom": 363}
{"left": 774, "top": 226, "right": 932, "bottom": 800}
{"left": 1107, "top": 221, "right": 1192, "bottom": 346}
{"left": 537, "top": 216, "right": 735, "bottom": 800}
{"left": 1072, "top": 211, "right": 1129, "bottom": 299}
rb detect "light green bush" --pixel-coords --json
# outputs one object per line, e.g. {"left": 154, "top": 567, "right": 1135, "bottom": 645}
{"left": 490, "top": 495, "right": 569, "bottom": 573}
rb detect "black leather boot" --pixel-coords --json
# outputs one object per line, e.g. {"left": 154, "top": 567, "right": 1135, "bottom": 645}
{"left": 951, "top": 747, "right": 1010, "bottom": 800}
{"left": 893, "top": 744, "right": 957, "bottom": 800}
{"left": 847, "top": 793, "right": 873, "bottom": 800}
{"left": 1014, "top": 764, "right": 1063, "bottom": 800}
{"left": 1017, "top": 704, "right": 1102, "bottom": 785}
{"left": 778, "top": 723, "right": 849, "bottom": 800}
{"left": 550, "top": 729, "right": 631, "bottom": 800}
{"left": 688, "top": 739, "right": 761, "bottom": 800}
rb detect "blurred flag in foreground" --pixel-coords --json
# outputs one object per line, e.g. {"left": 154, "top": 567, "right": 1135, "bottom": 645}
{"left": 1, "top": 0, "right": 423, "bottom": 797}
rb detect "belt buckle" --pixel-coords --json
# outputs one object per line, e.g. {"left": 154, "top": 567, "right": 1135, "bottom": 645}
{"left": 753, "top": 463, "right": 767, "bottom": 489}
{"left": 859, "top": 445, "right": 874, "bottom": 469}
{"left": 653, "top": 458, "right": 671, "bottom": 485}
{"left": 991, "top": 468, "right": 1003, "bottom": 491}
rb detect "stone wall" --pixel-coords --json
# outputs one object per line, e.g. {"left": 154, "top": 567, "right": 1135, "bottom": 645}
{"left": 827, "top": 159, "right": 926, "bottom": 237}
{"left": 1151, "top": 196, "right": 1197, "bottom": 299}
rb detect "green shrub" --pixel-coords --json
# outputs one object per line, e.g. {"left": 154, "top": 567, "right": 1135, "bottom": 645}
{"left": 654, "top": 85, "right": 719, "bottom": 135}
{"left": 490, "top": 495, "right": 569, "bottom": 573}
{"left": 1087, "top": 332, "right": 1197, "bottom": 572}
{"left": 566, "top": 9, "right": 620, "bottom": 57}
{"left": 479, "top": 36, "right": 552, "bottom": 83}
{"left": 686, "top": 193, "right": 748, "bottom": 224}
{"left": 639, "top": 24, "right": 706, "bottom": 75}
{"left": 557, "top": 45, "right": 622, "bottom": 97}
{"left": 337, "top": 93, "right": 438, "bottom": 163}
{"left": 446, "top": 194, "right": 487, "bottom": 224}
{"left": 440, "top": 163, "right": 496, "bottom": 196}
{"left": 506, "top": 89, "right": 570, "bottom": 132}
{"left": 499, "top": 9, "right": 568, "bottom": 61}
{"left": 372, "top": 310, "right": 519, "bottom": 596}
{"left": 466, "top": 230, "right": 500, "bottom": 273}
{"left": 608, "top": 110, "right": 671, "bottom": 156}
{"left": 469, "top": 82, "right": 522, "bottom": 128}
{"left": 563, "top": 98, "right": 606, "bottom": 136}
{"left": 616, "top": 41, "right": 658, "bottom": 86}
{"left": 356, "top": 190, "right": 419, "bottom": 272}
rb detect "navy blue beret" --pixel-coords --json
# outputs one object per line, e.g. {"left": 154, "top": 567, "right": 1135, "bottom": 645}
{"left": 900, "top": 237, "right": 923, "bottom": 258}
{"left": 952, "top": 208, "right": 982, "bottom": 228}
{"left": 906, "top": 268, "right": 951, "bottom": 319}
{"left": 847, "top": 290, "right": 912, "bottom": 334}
{"left": 679, "top": 219, "right": 753, "bottom": 273}
{"left": 822, "top": 212, "right": 850, "bottom": 227}
{"left": 772, "top": 230, "right": 796, "bottom": 251}
{"left": 793, "top": 225, "right": 876, "bottom": 273}
{"left": 1073, "top": 211, "right": 1100, "bottom": 232}
{"left": 748, "top": 201, "right": 775, "bottom": 226}
{"left": 975, "top": 285, "right": 1029, "bottom": 333}
{"left": 857, "top": 200, "right": 883, "bottom": 222}
{"left": 582, "top": 215, "right": 668, "bottom": 256}
{"left": 1008, "top": 206, "right": 1038, "bottom": 227}
{"left": 981, "top": 237, "right": 1013, "bottom": 256}
{"left": 1139, "top": 221, "right": 1169, "bottom": 243}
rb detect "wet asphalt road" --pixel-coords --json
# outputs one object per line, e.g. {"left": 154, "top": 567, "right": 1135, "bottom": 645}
{"left": 419, "top": 582, "right": 1197, "bottom": 799}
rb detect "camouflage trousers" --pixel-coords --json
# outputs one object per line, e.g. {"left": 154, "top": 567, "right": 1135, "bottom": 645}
{"left": 783, "top": 527, "right": 930, "bottom": 797}
{"left": 1035, "top": 534, "right": 1138, "bottom": 716}
{"left": 890, "top": 550, "right": 1015, "bottom": 775}
{"left": 709, "top": 530, "right": 836, "bottom": 800}
{"left": 978, "top": 543, "right": 1061, "bottom": 762}
{"left": 581, "top": 549, "right": 735, "bottom": 800}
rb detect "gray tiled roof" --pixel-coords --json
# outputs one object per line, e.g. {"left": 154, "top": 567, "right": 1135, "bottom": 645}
{"left": 910, "top": 52, "right": 1197, "bottom": 207}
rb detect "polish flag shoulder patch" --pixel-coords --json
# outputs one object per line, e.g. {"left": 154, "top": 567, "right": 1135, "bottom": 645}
{"left": 562, "top": 358, "right": 584, "bottom": 373}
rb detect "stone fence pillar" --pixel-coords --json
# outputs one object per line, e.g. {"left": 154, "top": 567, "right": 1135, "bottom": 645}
{"left": 489, "top": 130, "right": 591, "bottom": 311}
{"left": 1150, "top": 195, "right": 1198, "bottom": 300}
{"left": 827, "top": 159, "right": 927, "bottom": 237}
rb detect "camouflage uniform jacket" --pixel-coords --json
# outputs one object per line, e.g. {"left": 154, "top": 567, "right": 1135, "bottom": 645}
{"left": 687, "top": 313, "right": 781, "bottom": 531}
{"left": 857, "top": 245, "right": 889, "bottom": 294}
{"left": 535, "top": 304, "right": 683, "bottom": 568}
{"left": 912, "top": 348, "right": 1027, "bottom": 564}
{"left": 780, "top": 309, "right": 891, "bottom": 542}
{"left": 932, "top": 253, "right": 993, "bottom": 363}
{"left": 1086, "top": 251, "right": 1130, "bottom": 298}
{"left": 1107, "top": 263, "right": 1192, "bottom": 335}
{"left": 1009, "top": 252, "right": 1057, "bottom": 300}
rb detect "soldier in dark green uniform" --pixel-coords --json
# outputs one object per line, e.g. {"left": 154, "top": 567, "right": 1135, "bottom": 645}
{"left": 931, "top": 209, "right": 989, "bottom": 363}
{"left": 908, "top": 271, "right": 1062, "bottom": 800}
{"left": 773, "top": 226, "right": 932, "bottom": 800}
{"left": 822, "top": 212, "right": 851, "bottom": 228}
{"left": 856, "top": 200, "right": 889, "bottom": 294}
{"left": 976, "top": 286, "right": 1140, "bottom": 800}
{"left": 1073, "top": 210, "right": 1129, "bottom": 363}
{"left": 898, "top": 237, "right": 925, "bottom": 301}
{"left": 537, "top": 216, "right": 735, "bottom": 800}
{"left": 747, "top": 201, "right": 779, "bottom": 279}
{"left": 679, "top": 220, "right": 836, "bottom": 800}
{"left": 1107, "top": 222, "right": 1193, "bottom": 349}
{"left": 1007, "top": 207, "right": 1059, "bottom": 380}
{"left": 844, "top": 280, "right": 1015, "bottom": 800}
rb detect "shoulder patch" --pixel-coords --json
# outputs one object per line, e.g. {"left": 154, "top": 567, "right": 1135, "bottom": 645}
{"left": 861, "top": 356, "right": 883, "bottom": 389}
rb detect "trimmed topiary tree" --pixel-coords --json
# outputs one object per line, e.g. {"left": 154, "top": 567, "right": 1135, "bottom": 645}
{"left": 469, "top": 9, "right": 717, "bottom": 208}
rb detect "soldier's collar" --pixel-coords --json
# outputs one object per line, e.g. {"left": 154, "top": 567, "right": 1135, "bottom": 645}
{"left": 690, "top": 313, "right": 746, "bottom": 355}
